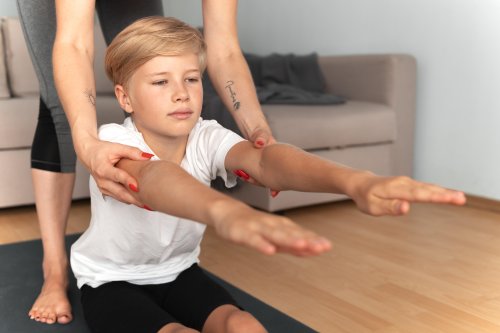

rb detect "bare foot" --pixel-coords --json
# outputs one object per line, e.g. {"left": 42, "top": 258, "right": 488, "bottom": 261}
{"left": 28, "top": 274, "right": 73, "bottom": 325}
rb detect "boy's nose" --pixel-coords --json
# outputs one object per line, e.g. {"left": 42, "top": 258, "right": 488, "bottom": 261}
{"left": 172, "top": 83, "right": 190, "bottom": 102}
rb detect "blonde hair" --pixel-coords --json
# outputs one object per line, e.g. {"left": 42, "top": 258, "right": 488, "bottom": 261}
{"left": 105, "top": 16, "right": 206, "bottom": 86}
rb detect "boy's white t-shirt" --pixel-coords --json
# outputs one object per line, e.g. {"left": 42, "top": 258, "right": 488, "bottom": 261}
{"left": 71, "top": 117, "right": 244, "bottom": 288}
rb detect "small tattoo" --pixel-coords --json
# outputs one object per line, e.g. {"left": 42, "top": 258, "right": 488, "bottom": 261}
{"left": 84, "top": 89, "right": 96, "bottom": 107}
{"left": 225, "top": 80, "right": 241, "bottom": 111}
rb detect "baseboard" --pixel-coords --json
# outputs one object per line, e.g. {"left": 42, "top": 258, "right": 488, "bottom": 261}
{"left": 465, "top": 194, "right": 500, "bottom": 214}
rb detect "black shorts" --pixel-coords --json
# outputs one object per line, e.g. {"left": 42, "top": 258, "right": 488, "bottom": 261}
{"left": 80, "top": 264, "right": 240, "bottom": 333}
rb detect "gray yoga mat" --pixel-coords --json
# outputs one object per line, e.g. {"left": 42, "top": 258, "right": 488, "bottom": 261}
{"left": 0, "top": 234, "right": 317, "bottom": 332}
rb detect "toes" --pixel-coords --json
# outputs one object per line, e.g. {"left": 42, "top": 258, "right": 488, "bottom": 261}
{"left": 45, "top": 312, "right": 58, "bottom": 325}
{"left": 29, "top": 308, "right": 41, "bottom": 321}
{"left": 28, "top": 307, "right": 73, "bottom": 325}
{"left": 39, "top": 311, "right": 50, "bottom": 323}
{"left": 57, "top": 313, "right": 73, "bottom": 324}
{"left": 46, "top": 315, "right": 57, "bottom": 325}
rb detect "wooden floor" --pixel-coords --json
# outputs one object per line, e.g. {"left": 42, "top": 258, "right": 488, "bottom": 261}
{"left": 1, "top": 199, "right": 500, "bottom": 332}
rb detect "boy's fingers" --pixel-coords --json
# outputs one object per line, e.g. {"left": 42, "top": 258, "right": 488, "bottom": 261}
{"left": 244, "top": 233, "right": 276, "bottom": 255}
{"left": 379, "top": 178, "right": 465, "bottom": 205}
{"left": 365, "top": 197, "right": 408, "bottom": 216}
{"left": 260, "top": 222, "right": 331, "bottom": 254}
{"left": 275, "top": 236, "right": 332, "bottom": 256}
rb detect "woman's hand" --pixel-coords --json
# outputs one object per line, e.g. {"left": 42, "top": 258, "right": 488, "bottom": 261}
{"left": 213, "top": 202, "right": 332, "bottom": 256}
{"left": 249, "top": 126, "right": 276, "bottom": 148}
{"left": 349, "top": 172, "right": 467, "bottom": 216}
{"left": 81, "top": 138, "right": 153, "bottom": 206}
{"left": 234, "top": 127, "right": 280, "bottom": 197}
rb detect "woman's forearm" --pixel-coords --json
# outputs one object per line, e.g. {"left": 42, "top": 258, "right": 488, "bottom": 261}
{"left": 207, "top": 51, "right": 271, "bottom": 141}
{"left": 202, "top": 0, "right": 270, "bottom": 141}
{"left": 53, "top": 42, "right": 99, "bottom": 158}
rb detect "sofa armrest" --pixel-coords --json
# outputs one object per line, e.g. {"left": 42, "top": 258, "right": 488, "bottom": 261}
{"left": 319, "top": 54, "right": 417, "bottom": 177}
{"left": 319, "top": 54, "right": 415, "bottom": 105}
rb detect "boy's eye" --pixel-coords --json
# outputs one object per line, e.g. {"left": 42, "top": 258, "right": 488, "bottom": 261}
{"left": 186, "top": 77, "right": 200, "bottom": 83}
{"left": 153, "top": 80, "right": 168, "bottom": 86}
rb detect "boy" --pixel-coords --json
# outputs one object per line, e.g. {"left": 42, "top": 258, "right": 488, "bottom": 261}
{"left": 69, "top": 16, "right": 465, "bottom": 333}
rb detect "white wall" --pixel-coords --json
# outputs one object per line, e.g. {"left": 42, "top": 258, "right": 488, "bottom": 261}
{"left": 2, "top": 0, "right": 499, "bottom": 199}
{"left": 0, "top": 1, "right": 17, "bottom": 17}
{"left": 165, "top": 0, "right": 500, "bottom": 200}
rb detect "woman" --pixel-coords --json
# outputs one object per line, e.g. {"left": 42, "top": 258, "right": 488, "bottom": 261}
{"left": 17, "top": 0, "right": 274, "bottom": 325}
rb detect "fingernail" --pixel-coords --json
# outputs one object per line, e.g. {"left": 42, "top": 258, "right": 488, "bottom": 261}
{"left": 141, "top": 152, "right": 154, "bottom": 159}
{"left": 256, "top": 140, "right": 265, "bottom": 147}
{"left": 129, "top": 183, "right": 139, "bottom": 192}
{"left": 271, "top": 190, "right": 280, "bottom": 198}
{"left": 143, "top": 205, "right": 153, "bottom": 211}
{"left": 234, "top": 169, "right": 250, "bottom": 180}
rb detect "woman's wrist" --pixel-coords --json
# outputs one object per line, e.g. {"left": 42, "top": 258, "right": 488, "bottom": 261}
{"left": 72, "top": 130, "right": 99, "bottom": 168}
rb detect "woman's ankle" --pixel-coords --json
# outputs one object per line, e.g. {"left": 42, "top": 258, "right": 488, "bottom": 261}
{"left": 42, "top": 257, "right": 69, "bottom": 282}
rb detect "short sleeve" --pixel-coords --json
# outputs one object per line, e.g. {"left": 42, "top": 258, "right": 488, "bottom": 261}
{"left": 98, "top": 119, "right": 151, "bottom": 154}
{"left": 186, "top": 120, "right": 245, "bottom": 188}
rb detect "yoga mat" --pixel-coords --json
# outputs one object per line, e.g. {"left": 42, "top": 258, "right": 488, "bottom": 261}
{"left": 0, "top": 234, "right": 317, "bottom": 332}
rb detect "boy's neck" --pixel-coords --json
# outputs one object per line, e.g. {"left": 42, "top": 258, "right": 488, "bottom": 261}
{"left": 132, "top": 119, "right": 189, "bottom": 164}
{"left": 144, "top": 133, "right": 188, "bottom": 164}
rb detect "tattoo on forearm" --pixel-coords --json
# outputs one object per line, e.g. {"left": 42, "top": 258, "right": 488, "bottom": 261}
{"left": 225, "top": 80, "right": 241, "bottom": 111}
{"left": 84, "top": 89, "right": 96, "bottom": 107}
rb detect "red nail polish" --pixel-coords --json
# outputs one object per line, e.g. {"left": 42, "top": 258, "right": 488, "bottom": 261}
{"left": 256, "top": 140, "right": 265, "bottom": 147}
{"left": 141, "top": 152, "right": 154, "bottom": 159}
{"left": 271, "top": 190, "right": 280, "bottom": 198}
{"left": 129, "top": 183, "right": 139, "bottom": 192}
{"left": 143, "top": 205, "right": 153, "bottom": 211}
{"left": 234, "top": 169, "right": 250, "bottom": 180}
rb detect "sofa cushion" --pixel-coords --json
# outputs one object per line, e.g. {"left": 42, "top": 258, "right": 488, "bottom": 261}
{"left": 2, "top": 17, "right": 39, "bottom": 97}
{"left": 0, "top": 97, "right": 38, "bottom": 149}
{"left": 2, "top": 17, "right": 113, "bottom": 98}
{"left": 0, "top": 23, "right": 10, "bottom": 99}
{"left": 263, "top": 101, "right": 396, "bottom": 150}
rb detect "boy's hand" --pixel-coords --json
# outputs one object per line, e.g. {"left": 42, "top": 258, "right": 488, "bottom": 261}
{"left": 212, "top": 203, "right": 331, "bottom": 256}
{"left": 350, "top": 172, "right": 467, "bottom": 216}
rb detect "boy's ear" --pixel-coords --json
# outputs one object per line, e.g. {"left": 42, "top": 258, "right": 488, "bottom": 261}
{"left": 115, "top": 84, "right": 133, "bottom": 114}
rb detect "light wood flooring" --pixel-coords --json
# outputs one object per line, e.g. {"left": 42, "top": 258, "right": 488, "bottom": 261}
{"left": 1, "top": 198, "right": 500, "bottom": 332}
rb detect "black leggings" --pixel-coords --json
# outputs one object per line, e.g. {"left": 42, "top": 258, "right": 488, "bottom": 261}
{"left": 17, "top": 0, "right": 164, "bottom": 172}
{"left": 80, "top": 264, "right": 241, "bottom": 333}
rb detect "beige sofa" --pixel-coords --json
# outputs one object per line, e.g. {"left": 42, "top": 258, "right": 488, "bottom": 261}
{"left": 0, "top": 16, "right": 416, "bottom": 211}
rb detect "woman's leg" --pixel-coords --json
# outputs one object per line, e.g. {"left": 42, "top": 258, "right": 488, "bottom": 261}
{"left": 29, "top": 169, "right": 75, "bottom": 324}
{"left": 95, "top": 0, "right": 164, "bottom": 44}
{"left": 17, "top": 0, "right": 77, "bottom": 324}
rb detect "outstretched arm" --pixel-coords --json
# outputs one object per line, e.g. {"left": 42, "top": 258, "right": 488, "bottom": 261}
{"left": 116, "top": 159, "right": 331, "bottom": 256}
{"left": 226, "top": 141, "right": 467, "bottom": 215}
